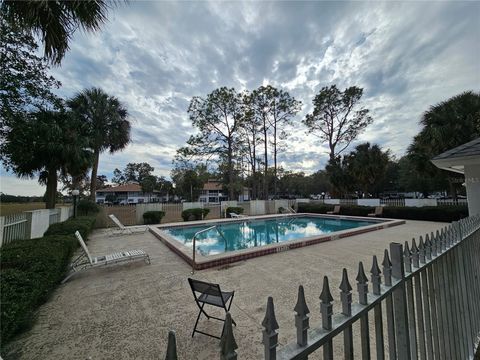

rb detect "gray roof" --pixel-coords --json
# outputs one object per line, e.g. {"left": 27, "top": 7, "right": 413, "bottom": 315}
{"left": 432, "top": 137, "right": 480, "bottom": 161}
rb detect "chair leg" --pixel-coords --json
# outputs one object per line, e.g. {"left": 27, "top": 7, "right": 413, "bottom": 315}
{"left": 227, "top": 294, "right": 236, "bottom": 326}
{"left": 192, "top": 303, "right": 206, "bottom": 337}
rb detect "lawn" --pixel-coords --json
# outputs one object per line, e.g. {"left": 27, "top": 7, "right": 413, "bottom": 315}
{"left": 0, "top": 202, "right": 47, "bottom": 216}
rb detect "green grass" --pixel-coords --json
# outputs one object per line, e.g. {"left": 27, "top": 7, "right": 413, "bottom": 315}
{"left": 0, "top": 202, "right": 72, "bottom": 216}
{"left": 0, "top": 202, "right": 46, "bottom": 216}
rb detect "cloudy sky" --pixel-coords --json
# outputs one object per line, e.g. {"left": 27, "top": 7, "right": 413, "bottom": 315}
{"left": 2, "top": 0, "right": 479, "bottom": 195}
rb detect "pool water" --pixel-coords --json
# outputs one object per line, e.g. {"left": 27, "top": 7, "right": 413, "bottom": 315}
{"left": 162, "top": 216, "right": 377, "bottom": 256}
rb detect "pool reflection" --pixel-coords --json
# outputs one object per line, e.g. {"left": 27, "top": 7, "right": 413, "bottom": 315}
{"left": 164, "top": 217, "right": 375, "bottom": 256}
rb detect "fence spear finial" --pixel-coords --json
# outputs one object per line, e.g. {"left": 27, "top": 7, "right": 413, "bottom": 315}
{"left": 319, "top": 276, "right": 333, "bottom": 330}
{"left": 403, "top": 241, "right": 412, "bottom": 273}
{"left": 370, "top": 255, "right": 382, "bottom": 295}
{"left": 165, "top": 331, "right": 178, "bottom": 360}
{"left": 411, "top": 238, "right": 419, "bottom": 268}
{"left": 220, "top": 313, "right": 238, "bottom": 360}
{"left": 382, "top": 249, "right": 392, "bottom": 286}
{"left": 356, "top": 262, "right": 368, "bottom": 305}
{"left": 262, "top": 297, "right": 279, "bottom": 360}
{"left": 340, "top": 268, "right": 352, "bottom": 316}
{"left": 418, "top": 236, "right": 425, "bottom": 264}
{"left": 425, "top": 233, "right": 432, "bottom": 260}
{"left": 294, "top": 285, "right": 310, "bottom": 347}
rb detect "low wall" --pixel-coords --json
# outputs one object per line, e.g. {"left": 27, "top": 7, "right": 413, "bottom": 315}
{"left": 250, "top": 200, "right": 266, "bottom": 215}
{"left": 357, "top": 199, "right": 381, "bottom": 207}
{"left": 325, "top": 199, "right": 340, "bottom": 205}
{"left": 405, "top": 199, "right": 438, "bottom": 207}
{"left": 26, "top": 209, "right": 52, "bottom": 239}
{"left": 182, "top": 202, "right": 204, "bottom": 210}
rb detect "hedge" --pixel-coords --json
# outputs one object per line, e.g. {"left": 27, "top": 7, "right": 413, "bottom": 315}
{"left": 1, "top": 216, "right": 96, "bottom": 348}
{"left": 143, "top": 211, "right": 165, "bottom": 224}
{"left": 76, "top": 199, "right": 100, "bottom": 216}
{"left": 298, "top": 203, "right": 468, "bottom": 222}
{"left": 225, "top": 207, "right": 244, "bottom": 218}
{"left": 181, "top": 208, "right": 210, "bottom": 221}
{"left": 44, "top": 216, "right": 96, "bottom": 239}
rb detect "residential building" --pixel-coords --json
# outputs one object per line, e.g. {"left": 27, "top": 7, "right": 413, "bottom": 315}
{"left": 198, "top": 180, "right": 228, "bottom": 204}
{"left": 96, "top": 183, "right": 160, "bottom": 205}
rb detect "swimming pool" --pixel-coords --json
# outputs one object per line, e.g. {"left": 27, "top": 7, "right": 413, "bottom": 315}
{"left": 151, "top": 214, "right": 405, "bottom": 270}
{"left": 164, "top": 216, "right": 378, "bottom": 256}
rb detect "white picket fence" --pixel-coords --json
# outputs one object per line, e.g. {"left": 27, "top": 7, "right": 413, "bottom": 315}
{"left": 0, "top": 206, "right": 73, "bottom": 247}
{"left": 97, "top": 200, "right": 298, "bottom": 227}
{"left": 305, "top": 198, "right": 468, "bottom": 208}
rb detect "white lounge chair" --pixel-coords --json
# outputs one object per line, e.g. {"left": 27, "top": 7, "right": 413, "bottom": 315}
{"left": 108, "top": 214, "right": 148, "bottom": 236}
{"left": 62, "top": 231, "right": 151, "bottom": 283}
{"left": 229, "top": 212, "right": 248, "bottom": 218}
{"left": 368, "top": 206, "right": 384, "bottom": 217}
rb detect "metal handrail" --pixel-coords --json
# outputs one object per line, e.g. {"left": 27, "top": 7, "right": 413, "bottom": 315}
{"left": 191, "top": 225, "right": 227, "bottom": 274}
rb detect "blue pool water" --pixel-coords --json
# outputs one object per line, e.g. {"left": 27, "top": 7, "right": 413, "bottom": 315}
{"left": 162, "top": 216, "right": 378, "bottom": 256}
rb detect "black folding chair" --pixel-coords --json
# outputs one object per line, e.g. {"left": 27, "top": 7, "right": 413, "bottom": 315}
{"left": 188, "top": 278, "right": 236, "bottom": 339}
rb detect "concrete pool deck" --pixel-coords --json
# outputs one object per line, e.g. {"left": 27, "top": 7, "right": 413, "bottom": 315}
{"left": 4, "top": 219, "right": 447, "bottom": 359}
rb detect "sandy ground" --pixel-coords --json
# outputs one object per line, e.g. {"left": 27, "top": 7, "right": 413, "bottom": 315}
{"left": 3, "top": 220, "right": 447, "bottom": 360}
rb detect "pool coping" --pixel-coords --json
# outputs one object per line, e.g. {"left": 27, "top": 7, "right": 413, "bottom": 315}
{"left": 149, "top": 213, "right": 405, "bottom": 270}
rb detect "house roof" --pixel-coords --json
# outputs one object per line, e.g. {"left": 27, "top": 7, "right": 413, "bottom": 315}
{"left": 98, "top": 184, "right": 142, "bottom": 193}
{"left": 203, "top": 180, "right": 223, "bottom": 191}
{"left": 431, "top": 137, "right": 480, "bottom": 174}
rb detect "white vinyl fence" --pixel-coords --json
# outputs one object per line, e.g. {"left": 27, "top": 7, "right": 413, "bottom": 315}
{"left": 0, "top": 206, "right": 73, "bottom": 247}
{"left": 95, "top": 198, "right": 469, "bottom": 228}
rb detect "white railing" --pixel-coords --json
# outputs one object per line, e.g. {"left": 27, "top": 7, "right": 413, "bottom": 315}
{"left": 0, "top": 213, "right": 28, "bottom": 246}
{"left": 0, "top": 206, "right": 73, "bottom": 247}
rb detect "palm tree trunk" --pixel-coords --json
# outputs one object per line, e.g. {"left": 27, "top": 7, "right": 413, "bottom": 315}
{"left": 89, "top": 149, "right": 100, "bottom": 202}
{"left": 45, "top": 170, "right": 58, "bottom": 209}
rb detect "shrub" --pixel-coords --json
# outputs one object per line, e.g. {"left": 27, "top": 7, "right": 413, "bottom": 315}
{"left": 0, "top": 234, "right": 77, "bottom": 345}
{"left": 297, "top": 203, "right": 333, "bottom": 214}
{"left": 1, "top": 213, "right": 97, "bottom": 347}
{"left": 44, "top": 216, "right": 96, "bottom": 239}
{"left": 383, "top": 206, "right": 468, "bottom": 222}
{"left": 297, "top": 203, "right": 468, "bottom": 222}
{"left": 181, "top": 208, "right": 210, "bottom": 221}
{"left": 143, "top": 211, "right": 165, "bottom": 224}
{"left": 225, "top": 207, "right": 244, "bottom": 217}
{"left": 76, "top": 199, "right": 99, "bottom": 216}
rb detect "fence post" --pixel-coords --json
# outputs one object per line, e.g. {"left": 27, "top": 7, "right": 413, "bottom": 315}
{"left": 294, "top": 285, "right": 310, "bottom": 347}
{"left": 320, "top": 276, "right": 333, "bottom": 360}
{"left": 220, "top": 313, "right": 238, "bottom": 360}
{"left": 0, "top": 216, "right": 4, "bottom": 247}
{"left": 25, "top": 211, "right": 33, "bottom": 239}
{"left": 165, "top": 330, "right": 178, "bottom": 360}
{"left": 356, "top": 262, "right": 370, "bottom": 359}
{"left": 390, "top": 242, "right": 411, "bottom": 360}
{"left": 262, "top": 297, "right": 279, "bottom": 360}
{"left": 340, "top": 269, "right": 353, "bottom": 360}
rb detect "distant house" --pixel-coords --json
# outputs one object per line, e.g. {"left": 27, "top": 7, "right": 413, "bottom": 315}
{"left": 198, "top": 180, "right": 228, "bottom": 204}
{"left": 96, "top": 183, "right": 160, "bottom": 205}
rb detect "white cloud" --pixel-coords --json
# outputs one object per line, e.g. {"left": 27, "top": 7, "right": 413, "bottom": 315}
{"left": 3, "top": 1, "right": 479, "bottom": 195}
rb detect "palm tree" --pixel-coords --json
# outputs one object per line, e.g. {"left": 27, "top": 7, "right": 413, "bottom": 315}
{"left": 0, "top": 109, "right": 92, "bottom": 208}
{"left": 412, "top": 91, "right": 480, "bottom": 156}
{"left": 68, "top": 88, "right": 131, "bottom": 201}
{"left": 408, "top": 91, "right": 480, "bottom": 199}
{"left": 1, "top": 0, "right": 118, "bottom": 64}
